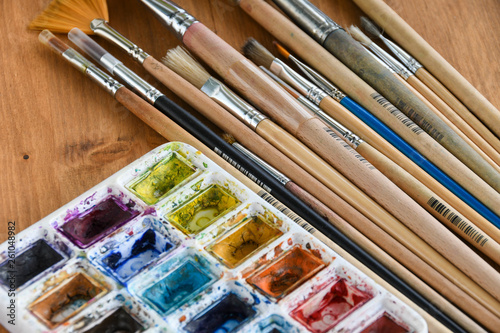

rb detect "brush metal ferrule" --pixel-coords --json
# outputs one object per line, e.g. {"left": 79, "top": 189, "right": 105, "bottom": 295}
{"left": 298, "top": 97, "right": 362, "bottom": 148}
{"left": 366, "top": 43, "right": 412, "bottom": 80}
{"left": 271, "top": 0, "right": 341, "bottom": 43}
{"left": 201, "top": 77, "right": 267, "bottom": 131}
{"left": 232, "top": 142, "right": 290, "bottom": 186}
{"left": 140, "top": 0, "right": 198, "bottom": 40}
{"left": 112, "top": 63, "right": 163, "bottom": 103}
{"left": 270, "top": 59, "right": 327, "bottom": 105}
{"left": 288, "top": 55, "right": 346, "bottom": 102}
{"left": 380, "top": 35, "right": 422, "bottom": 74}
{"left": 91, "top": 19, "right": 150, "bottom": 64}
{"left": 85, "top": 66, "right": 123, "bottom": 96}
{"left": 61, "top": 48, "right": 95, "bottom": 73}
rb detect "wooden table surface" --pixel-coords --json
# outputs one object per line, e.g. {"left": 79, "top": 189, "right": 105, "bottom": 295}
{"left": 0, "top": 0, "right": 499, "bottom": 331}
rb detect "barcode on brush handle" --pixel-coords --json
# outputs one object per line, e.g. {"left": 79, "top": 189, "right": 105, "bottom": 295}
{"left": 258, "top": 190, "right": 316, "bottom": 233}
{"left": 323, "top": 128, "right": 376, "bottom": 170}
{"left": 214, "top": 147, "right": 272, "bottom": 193}
{"left": 427, "top": 197, "right": 488, "bottom": 246}
{"left": 370, "top": 93, "right": 424, "bottom": 135}
{"left": 396, "top": 100, "right": 444, "bottom": 142}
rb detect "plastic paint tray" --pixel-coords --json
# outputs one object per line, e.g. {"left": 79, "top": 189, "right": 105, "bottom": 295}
{"left": 0, "top": 142, "right": 427, "bottom": 332}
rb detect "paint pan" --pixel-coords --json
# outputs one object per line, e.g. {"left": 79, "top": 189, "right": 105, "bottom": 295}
{"left": 165, "top": 184, "right": 241, "bottom": 234}
{"left": 360, "top": 313, "right": 408, "bottom": 333}
{"left": 247, "top": 245, "right": 326, "bottom": 300}
{"left": 183, "top": 293, "right": 256, "bottom": 333}
{"left": 28, "top": 272, "right": 107, "bottom": 328}
{"left": 290, "top": 278, "right": 373, "bottom": 333}
{"left": 257, "top": 314, "right": 299, "bottom": 333}
{"left": 57, "top": 195, "right": 140, "bottom": 248}
{"left": 95, "top": 217, "right": 176, "bottom": 283}
{"left": 81, "top": 307, "right": 144, "bottom": 333}
{"left": 206, "top": 215, "right": 283, "bottom": 268}
{"left": 0, "top": 239, "right": 65, "bottom": 290}
{"left": 127, "top": 152, "right": 198, "bottom": 205}
{"left": 129, "top": 249, "right": 219, "bottom": 316}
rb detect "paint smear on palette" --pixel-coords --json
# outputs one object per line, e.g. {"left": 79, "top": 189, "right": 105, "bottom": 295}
{"left": 0, "top": 239, "right": 63, "bottom": 289}
{"left": 59, "top": 196, "right": 139, "bottom": 248}
{"left": 83, "top": 307, "right": 144, "bottom": 333}
{"left": 361, "top": 313, "right": 408, "bottom": 333}
{"left": 141, "top": 258, "right": 214, "bottom": 315}
{"left": 128, "top": 153, "right": 197, "bottom": 205}
{"left": 247, "top": 246, "right": 325, "bottom": 299}
{"left": 29, "top": 272, "right": 107, "bottom": 328}
{"left": 208, "top": 216, "right": 283, "bottom": 268}
{"left": 166, "top": 185, "right": 240, "bottom": 234}
{"left": 258, "top": 314, "right": 297, "bottom": 333}
{"left": 102, "top": 229, "right": 174, "bottom": 282}
{"left": 291, "top": 278, "right": 372, "bottom": 333}
{"left": 183, "top": 293, "right": 256, "bottom": 333}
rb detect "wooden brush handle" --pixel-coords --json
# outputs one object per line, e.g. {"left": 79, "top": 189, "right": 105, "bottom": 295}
{"left": 238, "top": 0, "right": 500, "bottom": 219}
{"left": 285, "top": 181, "right": 498, "bottom": 333}
{"left": 416, "top": 68, "right": 500, "bottom": 154}
{"left": 296, "top": 115, "right": 500, "bottom": 301}
{"left": 356, "top": 141, "right": 500, "bottom": 264}
{"left": 406, "top": 75, "right": 500, "bottom": 169}
{"left": 352, "top": 0, "right": 500, "bottom": 138}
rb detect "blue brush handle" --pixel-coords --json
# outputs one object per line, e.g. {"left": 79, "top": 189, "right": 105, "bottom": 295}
{"left": 340, "top": 96, "right": 500, "bottom": 228}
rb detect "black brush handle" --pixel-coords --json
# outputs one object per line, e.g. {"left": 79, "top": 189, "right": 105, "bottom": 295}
{"left": 152, "top": 95, "right": 464, "bottom": 333}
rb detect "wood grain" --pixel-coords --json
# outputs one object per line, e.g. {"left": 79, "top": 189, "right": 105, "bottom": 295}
{"left": 0, "top": 0, "right": 499, "bottom": 331}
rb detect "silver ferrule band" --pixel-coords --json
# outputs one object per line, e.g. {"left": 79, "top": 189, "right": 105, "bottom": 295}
{"left": 201, "top": 77, "right": 266, "bottom": 131}
{"left": 298, "top": 96, "right": 362, "bottom": 148}
{"left": 368, "top": 43, "right": 411, "bottom": 80}
{"left": 270, "top": 59, "right": 326, "bottom": 105}
{"left": 140, "top": 0, "right": 198, "bottom": 40}
{"left": 85, "top": 66, "right": 124, "bottom": 97}
{"left": 91, "top": 19, "right": 150, "bottom": 64}
{"left": 62, "top": 49, "right": 94, "bottom": 73}
{"left": 112, "top": 63, "right": 162, "bottom": 103}
{"left": 271, "top": 0, "right": 341, "bottom": 43}
{"left": 232, "top": 142, "right": 290, "bottom": 186}
{"left": 381, "top": 35, "right": 422, "bottom": 74}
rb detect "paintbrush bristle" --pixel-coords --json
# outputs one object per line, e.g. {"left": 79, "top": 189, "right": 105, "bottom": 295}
{"left": 347, "top": 25, "right": 373, "bottom": 46}
{"left": 222, "top": 133, "right": 236, "bottom": 145}
{"left": 162, "top": 46, "right": 211, "bottom": 90}
{"left": 29, "top": 0, "right": 109, "bottom": 34}
{"left": 242, "top": 38, "right": 275, "bottom": 69}
{"left": 360, "top": 16, "right": 383, "bottom": 39}
{"left": 273, "top": 42, "right": 291, "bottom": 59}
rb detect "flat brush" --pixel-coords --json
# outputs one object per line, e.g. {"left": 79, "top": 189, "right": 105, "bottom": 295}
{"left": 273, "top": 42, "right": 500, "bottom": 232}
{"left": 233, "top": 0, "right": 500, "bottom": 226}
{"left": 348, "top": 25, "right": 500, "bottom": 172}
{"left": 354, "top": 1, "right": 500, "bottom": 138}
{"left": 360, "top": 16, "right": 500, "bottom": 154}
{"left": 271, "top": 0, "right": 500, "bottom": 193}
{"left": 159, "top": 42, "right": 500, "bottom": 317}
{"left": 143, "top": 0, "right": 500, "bottom": 302}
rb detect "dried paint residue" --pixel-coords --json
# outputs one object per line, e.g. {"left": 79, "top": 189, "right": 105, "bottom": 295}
{"left": 60, "top": 196, "right": 139, "bottom": 248}
{"left": 247, "top": 246, "right": 325, "bottom": 299}
{"left": 207, "top": 216, "right": 283, "bottom": 268}
{"left": 29, "top": 273, "right": 107, "bottom": 328}
{"left": 166, "top": 185, "right": 240, "bottom": 234}
{"left": 82, "top": 307, "right": 144, "bottom": 332}
{"left": 291, "top": 278, "right": 371, "bottom": 333}
{"left": 129, "top": 153, "right": 196, "bottom": 205}
{"left": 361, "top": 312, "right": 408, "bottom": 333}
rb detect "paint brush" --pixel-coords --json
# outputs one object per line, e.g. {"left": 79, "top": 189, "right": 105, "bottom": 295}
{"left": 233, "top": 0, "right": 500, "bottom": 220}
{"left": 272, "top": 42, "right": 500, "bottom": 233}
{"left": 223, "top": 134, "right": 500, "bottom": 333}
{"left": 161, "top": 46, "right": 500, "bottom": 318}
{"left": 141, "top": 0, "right": 500, "bottom": 302}
{"left": 348, "top": 25, "right": 500, "bottom": 171}
{"left": 360, "top": 16, "right": 500, "bottom": 155}
{"left": 270, "top": 0, "right": 500, "bottom": 194}
{"left": 259, "top": 65, "right": 500, "bottom": 265}
{"left": 354, "top": 1, "right": 500, "bottom": 138}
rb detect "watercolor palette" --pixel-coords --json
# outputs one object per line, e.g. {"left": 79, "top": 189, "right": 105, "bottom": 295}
{"left": 0, "top": 142, "right": 427, "bottom": 332}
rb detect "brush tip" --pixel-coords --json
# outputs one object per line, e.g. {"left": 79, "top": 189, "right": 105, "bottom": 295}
{"left": 222, "top": 133, "right": 236, "bottom": 145}
{"left": 242, "top": 38, "right": 275, "bottom": 69}
{"left": 273, "top": 41, "right": 291, "bottom": 59}
{"left": 360, "top": 16, "right": 382, "bottom": 38}
{"left": 162, "top": 46, "right": 211, "bottom": 89}
{"left": 39, "top": 30, "right": 69, "bottom": 54}
{"left": 347, "top": 25, "right": 372, "bottom": 46}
